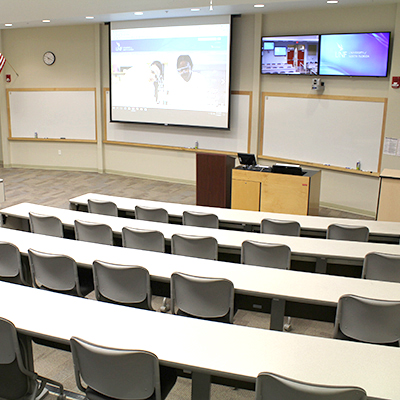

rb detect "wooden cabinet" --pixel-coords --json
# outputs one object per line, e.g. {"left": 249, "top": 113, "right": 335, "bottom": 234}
{"left": 377, "top": 169, "right": 400, "bottom": 221}
{"left": 231, "top": 168, "right": 321, "bottom": 215}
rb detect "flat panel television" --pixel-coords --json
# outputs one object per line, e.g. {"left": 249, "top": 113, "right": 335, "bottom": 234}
{"left": 319, "top": 32, "right": 390, "bottom": 77}
{"left": 261, "top": 35, "right": 319, "bottom": 75}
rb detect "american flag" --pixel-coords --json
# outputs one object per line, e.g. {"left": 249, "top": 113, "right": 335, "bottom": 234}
{"left": 0, "top": 53, "right": 6, "bottom": 74}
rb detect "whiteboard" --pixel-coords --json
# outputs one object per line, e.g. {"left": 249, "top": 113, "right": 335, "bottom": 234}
{"left": 8, "top": 89, "right": 96, "bottom": 141}
{"left": 105, "top": 91, "right": 251, "bottom": 153}
{"left": 261, "top": 94, "right": 386, "bottom": 173}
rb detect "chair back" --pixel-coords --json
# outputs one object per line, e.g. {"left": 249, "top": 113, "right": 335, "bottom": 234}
{"left": 0, "top": 317, "right": 64, "bottom": 400}
{"left": 0, "top": 317, "right": 32, "bottom": 399}
{"left": 70, "top": 336, "right": 161, "bottom": 400}
{"left": 135, "top": 205, "right": 168, "bottom": 223}
{"left": 182, "top": 211, "right": 219, "bottom": 229}
{"left": 88, "top": 199, "right": 118, "bottom": 217}
{"left": 334, "top": 294, "right": 400, "bottom": 345}
{"left": 0, "top": 241, "right": 26, "bottom": 284}
{"left": 171, "top": 272, "right": 234, "bottom": 323}
{"left": 362, "top": 252, "right": 400, "bottom": 283}
{"left": 122, "top": 227, "right": 165, "bottom": 253}
{"left": 74, "top": 220, "right": 114, "bottom": 245}
{"left": 255, "top": 372, "right": 367, "bottom": 400}
{"left": 29, "top": 212, "right": 63, "bottom": 238}
{"left": 171, "top": 234, "right": 218, "bottom": 260}
{"left": 93, "top": 260, "right": 153, "bottom": 310}
{"left": 28, "top": 248, "right": 83, "bottom": 296}
{"left": 261, "top": 218, "right": 300, "bottom": 236}
{"left": 327, "top": 224, "right": 369, "bottom": 242}
{"left": 241, "top": 240, "right": 291, "bottom": 269}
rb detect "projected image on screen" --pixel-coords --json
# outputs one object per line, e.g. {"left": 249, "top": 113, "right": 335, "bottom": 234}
{"left": 319, "top": 32, "right": 390, "bottom": 77}
{"left": 110, "top": 16, "right": 231, "bottom": 129}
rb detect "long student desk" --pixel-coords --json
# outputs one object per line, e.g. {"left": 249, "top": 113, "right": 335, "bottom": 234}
{"left": 1, "top": 280, "right": 399, "bottom": 400}
{"left": 1, "top": 227, "right": 400, "bottom": 331}
{"left": 2, "top": 203, "right": 400, "bottom": 275}
{"left": 69, "top": 192, "right": 400, "bottom": 243}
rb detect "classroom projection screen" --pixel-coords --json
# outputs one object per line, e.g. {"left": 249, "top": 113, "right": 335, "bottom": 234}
{"left": 109, "top": 16, "right": 232, "bottom": 129}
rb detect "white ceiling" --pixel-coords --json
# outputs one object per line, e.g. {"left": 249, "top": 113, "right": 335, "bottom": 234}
{"left": 0, "top": 0, "right": 399, "bottom": 29}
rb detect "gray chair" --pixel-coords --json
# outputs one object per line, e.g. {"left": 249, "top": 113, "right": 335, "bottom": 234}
{"left": 122, "top": 226, "right": 165, "bottom": 253}
{"left": 255, "top": 372, "right": 367, "bottom": 400}
{"left": 170, "top": 272, "right": 234, "bottom": 323}
{"left": 70, "top": 336, "right": 177, "bottom": 400}
{"left": 29, "top": 211, "right": 64, "bottom": 238}
{"left": 0, "top": 241, "right": 28, "bottom": 285}
{"left": 0, "top": 317, "right": 65, "bottom": 400}
{"left": 171, "top": 233, "right": 218, "bottom": 260}
{"left": 327, "top": 224, "right": 369, "bottom": 242}
{"left": 333, "top": 294, "right": 400, "bottom": 346}
{"left": 88, "top": 199, "right": 118, "bottom": 217}
{"left": 28, "top": 248, "right": 93, "bottom": 297}
{"left": 135, "top": 205, "right": 168, "bottom": 223}
{"left": 241, "top": 240, "right": 292, "bottom": 330}
{"left": 74, "top": 219, "right": 114, "bottom": 245}
{"left": 261, "top": 218, "right": 300, "bottom": 236}
{"left": 362, "top": 252, "right": 400, "bottom": 283}
{"left": 93, "top": 260, "right": 153, "bottom": 310}
{"left": 182, "top": 211, "right": 219, "bottom": 229}
{"left": 241, "top": 240, "right": 291, "bottom": 269}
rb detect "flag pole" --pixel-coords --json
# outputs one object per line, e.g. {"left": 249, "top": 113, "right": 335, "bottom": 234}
{"left": 6, "top": 61, "right": 19, "bottom": 77}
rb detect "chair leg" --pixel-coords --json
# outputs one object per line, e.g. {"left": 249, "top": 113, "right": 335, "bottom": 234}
{"left": 283, "top": 316, "right": 292, "bottom": 332}
{"left": 160, "top": 297, "right": 170, "bottom": 313}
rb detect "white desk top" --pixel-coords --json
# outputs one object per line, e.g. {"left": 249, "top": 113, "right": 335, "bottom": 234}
{"left": 69, "top": 193, "right": 400, "bottom": 239}
{"left": 1, "top": 227, "right": 400, "bottom": 308}
{"left": 1, "top": 281, "right": 399, "bottom": 400}
{"left": 3, "top": 203, "right": 400, "bottom": 265}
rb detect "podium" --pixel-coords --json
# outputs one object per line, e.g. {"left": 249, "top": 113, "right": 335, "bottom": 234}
{"left": 196, "top": 153, "right": 236, "bottom": 208}
{"left": 231, "top": 168, "right": 321, "bottom": 215}
{"left": 377, "top": 169, "right": 400, "bottom": 221}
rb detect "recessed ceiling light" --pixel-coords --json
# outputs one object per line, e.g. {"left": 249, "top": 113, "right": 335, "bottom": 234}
{"left": 254, "top": 4, "right": 265, "bottom": 8}
{"left": 327, "top": 0, "right": 339, "bottom": 3}
{"left": 134, "top": 12, "right": 144, "bottom": 16}
{"left": 42, "top": 19, "right": 51, "bottom": 23}
{"left": 5, "top": 23, "right": 12, "bottom": 27}
{"left": 85, "top": 16, "right": 95, "bottom": 20}
{"left": 191, "top": 8, "right": 200, "bottom": 11}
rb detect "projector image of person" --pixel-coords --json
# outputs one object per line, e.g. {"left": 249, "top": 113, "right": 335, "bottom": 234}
{"left": 169, "top": 55, "right": 210, "bottom": 111}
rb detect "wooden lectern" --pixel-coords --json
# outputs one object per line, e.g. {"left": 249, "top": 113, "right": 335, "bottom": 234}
{"left": 196, "top": 153, "right": 236, "bottom": 208}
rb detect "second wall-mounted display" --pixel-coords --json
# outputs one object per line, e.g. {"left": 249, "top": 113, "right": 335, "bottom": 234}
{"left": 261, "top": 31, "right": 391, "bottom": 78}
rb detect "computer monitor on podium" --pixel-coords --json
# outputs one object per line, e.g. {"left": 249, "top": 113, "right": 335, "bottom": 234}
{"left": 238, "top": 153, "right": 257, "bottom": 168}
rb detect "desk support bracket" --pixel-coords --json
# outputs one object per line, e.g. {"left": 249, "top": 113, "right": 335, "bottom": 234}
{"left": 192, "top": 371, "right": 211, "bottom": 400}
{"left": 315, "top": 257, "right": 327, "bottom": 274}
{"left": 270, "top": 298, "right": 286, "bottom": 331}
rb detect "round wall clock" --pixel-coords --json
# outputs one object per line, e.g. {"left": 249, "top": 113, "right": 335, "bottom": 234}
{"left": 43, "top": 51, "right": 56, "bottom": 66}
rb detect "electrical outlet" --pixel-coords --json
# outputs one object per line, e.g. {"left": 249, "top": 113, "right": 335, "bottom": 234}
{"left": 58, "top": 150, "right": 61, "bottom": 155}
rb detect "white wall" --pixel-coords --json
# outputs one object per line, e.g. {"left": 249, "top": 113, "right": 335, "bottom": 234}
{"left": 1, "top": 4, "right": 400, "bottom": 216}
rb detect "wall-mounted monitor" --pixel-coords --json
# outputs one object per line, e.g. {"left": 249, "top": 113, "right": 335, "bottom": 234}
{"left": 109, "top": 15, "right": 232, "bottom": 129}
{"left": 261, "top": 35, "right": 319, "bottom": 75}
{"left": 319, "top": 32, "right": 391, "bottom": 77}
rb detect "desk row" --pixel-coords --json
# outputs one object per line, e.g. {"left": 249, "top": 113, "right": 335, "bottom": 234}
{"left": 3, "top": 209, "right": 400, "bottom": 280}
{"left": 69, "top": 192, "right": 400, "bottom": 243}
{"left": 3, "top": 244, "right": 400, "bottom": 346}
{"left": 4, "top": 281, "right": 389, "bottom": 399}
{"left": 2, "top": 227, "right": 400, "bottom": 331}
{"left": 3, "top": 203, "right": 400, "bottom": 277}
